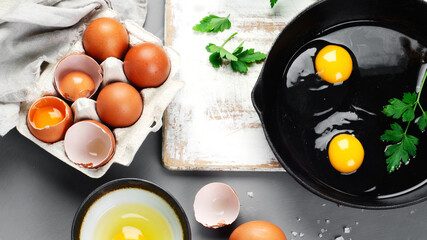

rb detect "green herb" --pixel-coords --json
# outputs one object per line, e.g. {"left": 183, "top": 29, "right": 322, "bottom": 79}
{"left": 206, "top": 32, "right": 267, "bottom": 73}
{"left": 270, "top": 0, "right": 278, "bottom": 8}
{"left": 193, "top": 14, "right": 231, "bottom": 33}
{"left": 381, "top": 68, "right": 427, "bottom": 173}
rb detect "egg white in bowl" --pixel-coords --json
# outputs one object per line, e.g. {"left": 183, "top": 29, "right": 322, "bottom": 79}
{"left": 72, "top": 178, "right": 191, "bottom": 240}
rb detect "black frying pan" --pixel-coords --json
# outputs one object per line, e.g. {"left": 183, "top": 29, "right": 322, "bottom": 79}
{"left": 253, "top": 0, "right": 427, "bottom": 209}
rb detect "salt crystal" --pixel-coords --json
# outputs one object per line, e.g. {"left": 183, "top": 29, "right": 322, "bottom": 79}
{"left": 318, "top": 233, "right": 323, "bottom": 238}
{"left": 291, "top": 231, "right": 298, "bottom": 237}
{"left": 335, "top": 236, "right": 345, "bottom": 240}
{"left": 247, "top": 192, "right": 254, "bottom": 198}
{"left": 299, "top": 232, "right": 304, "bottom": 237}
{"left": 325, "top": 219, "right": 331, "bottom": 224}
{"left": 344, "top": 226, "right": 351, "bottom": 233}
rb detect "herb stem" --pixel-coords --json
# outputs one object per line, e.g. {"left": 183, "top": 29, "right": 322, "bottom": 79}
{"left": 221, "top": 32, "right": 238, "bottom": 48}
{"left": 416, "top": 66, "right": 427, "bottom": 103}
{"left": 418, "top": 102, "right": 425, "bottom": 114}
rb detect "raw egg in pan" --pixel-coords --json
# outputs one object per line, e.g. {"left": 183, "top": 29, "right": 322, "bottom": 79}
{"left": 27, "top": 96, "right": 73, "bottom": 143}
{"left": 96, "top": 82, "right": 143, "bottom": 128}
{"left": 64, "top": 120, "right": 115, "bottom": 168}
{"left": 54, "top": 54, "right": 103, "bottom": 102}
{"left": 315, "top": 44, "right": 353, "bottom": 84}
{"left": 193, "top": 182, "right": 240, "bottom": 228}
{"left": 328, "top": 133, "right": 364, "bottom": 174}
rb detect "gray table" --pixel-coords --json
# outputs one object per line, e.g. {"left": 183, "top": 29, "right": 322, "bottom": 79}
{"left": 0, "top": 1, "right": 426, "bottom": 239}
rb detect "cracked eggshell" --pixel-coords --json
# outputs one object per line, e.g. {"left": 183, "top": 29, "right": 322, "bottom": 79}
{"left": 54, "top": 54, "right": 103, "bottom": 102}
{"left": 193, "top": 182, "right": 240, "bottom": 228}
{"left": 27, "top": 96, "right": 73, "bottom": 143}
{"left": 64, "top": 120, "right": 115, "bottom": 169}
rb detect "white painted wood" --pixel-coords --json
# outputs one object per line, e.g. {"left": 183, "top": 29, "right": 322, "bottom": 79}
{"left": 163, "top": 0, "right": 317, "bottom": 171}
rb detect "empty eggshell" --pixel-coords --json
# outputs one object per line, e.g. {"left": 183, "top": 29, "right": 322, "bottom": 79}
{"left": 71, "top": 98, "right": 101, "bottom": 123}
{"left": 64, "top": 120, "right": 115, "bottom": 168}
{"left": 100, "top": 57, "right": 129, "bottom": 88}
{"left": 54, "top": 54, "right": 103, "bottom": 102}
{"left": 193, "top": 182, "right": 240, "bottom": 228}
{"left": 27, "top": 96, "right": 73, "bottom": 143}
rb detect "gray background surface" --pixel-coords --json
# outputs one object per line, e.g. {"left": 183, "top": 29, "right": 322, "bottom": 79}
{"left": 0, "top": 1, "right": 426, "bottom": 239}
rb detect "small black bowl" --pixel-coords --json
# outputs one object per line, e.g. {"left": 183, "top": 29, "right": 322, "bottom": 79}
{"left": 72, "top": 178, "right": 191, "bottom": 239}
{"left": 252, "top": 0, "right": 427, "bottom": 209}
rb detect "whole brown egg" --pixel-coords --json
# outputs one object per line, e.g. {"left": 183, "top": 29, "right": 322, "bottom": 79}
{"left": 229, "top": 221, "right": 287, "bottom": 240}
{"left": 123, "top": 42, "right": 171, "bottom": 88}
{"left": 83, "top": 17, "right": 129, "bottom": 62}
{"left": 96, "top": 82, "right": 143, "bottom": 128}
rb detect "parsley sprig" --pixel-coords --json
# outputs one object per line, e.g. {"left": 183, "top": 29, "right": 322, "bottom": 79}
{"left": 381, "top": 68, "right": 427, "bottom": 173}
{"left": 206, "top": 32, "right": 267, "bottom": 73}
{"left": 193, "top": 14, "right": 231, "bottom": 33}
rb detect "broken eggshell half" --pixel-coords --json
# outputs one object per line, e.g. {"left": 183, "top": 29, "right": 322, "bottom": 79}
{"left": 193, "top": 182, "right": 240, "bottom": 228}
{"left": 27, "top": 96, "right": 74, "bottom": 143}
{"left": 64, "top": 120, "right": 115, "bottom": 169}
{"left": 54, "top": 54, "right": 103, "bottom": 102}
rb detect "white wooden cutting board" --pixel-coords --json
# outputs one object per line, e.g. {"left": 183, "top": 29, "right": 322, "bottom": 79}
{"left": 163, "top": 0, "right": 316, "bottom": 171}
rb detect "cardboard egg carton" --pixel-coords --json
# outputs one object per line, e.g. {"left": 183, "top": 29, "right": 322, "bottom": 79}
{"left": 16, "top": 9, "right": 183, "bottom": 178}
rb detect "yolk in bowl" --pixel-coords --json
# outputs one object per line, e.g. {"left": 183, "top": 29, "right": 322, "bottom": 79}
{"left": 32, "top": 106, "right": 64, "bottom": 128}
{"left": 328, "top": 134, "right": 364, "bottom": 173}
{"left": 315, "top": 45, "right": 353, "bottom": 84}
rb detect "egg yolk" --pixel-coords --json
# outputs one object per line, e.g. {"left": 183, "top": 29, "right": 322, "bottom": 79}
{"left": 113, "top": 226, "right": 145, "bottom": 240}
{"left": 315, "top": 45, "right": 353, "bottom": 84}
{"left": 328, "top": 134, "right": 364, "bottom": 173}
{"left": 32, "top": 106, "right": 64, "bottom": 128}
{"left": 59, "top": 71, "right": 95, "bottom": 101}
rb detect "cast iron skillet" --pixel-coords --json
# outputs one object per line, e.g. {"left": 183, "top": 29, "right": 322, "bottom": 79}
{"left": 252, "top": 0, "right": 427, "bottom": 209}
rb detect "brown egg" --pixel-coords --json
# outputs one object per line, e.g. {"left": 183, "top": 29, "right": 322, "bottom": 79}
{"left": 229, "top": 221, "right": 287, "bottom": 240}
{"left": 64, "top": 120, "right": 115, "bottom": 169}
{"left": 27, "top": 96, "right": 73, "bottom": 143}
{"left": 83, "top": 17, "right": 129, "bottom": 62}
{"left": 96, "top": 82, "right": 143, "bottom": 128}
{"left": 123, "top": 42, "right": 171, "bottom": 88}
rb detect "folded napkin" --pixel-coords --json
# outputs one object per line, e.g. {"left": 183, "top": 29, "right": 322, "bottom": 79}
{"left": 0, "top": 0, "right": 147, "bottom": 136}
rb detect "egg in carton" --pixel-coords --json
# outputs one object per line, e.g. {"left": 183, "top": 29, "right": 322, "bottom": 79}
{"left": 16, "top": 9, "right": 183, "bottom": 178}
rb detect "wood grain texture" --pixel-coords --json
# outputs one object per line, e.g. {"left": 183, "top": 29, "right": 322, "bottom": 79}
{"left": 163, "top": 0, "right": 316, "bottom": 171}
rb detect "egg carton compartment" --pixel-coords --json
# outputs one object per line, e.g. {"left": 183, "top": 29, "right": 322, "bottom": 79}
{"left": 16, "top": 9, "right": 183, "bottom": 178}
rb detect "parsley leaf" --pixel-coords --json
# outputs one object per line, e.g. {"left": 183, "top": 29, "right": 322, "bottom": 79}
{"left": 205, "top": 32, "right": 266, "bottom": 73}
{"left": 417, "top": 112, "right": 427, "bottom": 131}
{"left": 193, "top": 14, "right": 231, "bottom": 33}
{"left": 382, "top": 94, "right": 416, "bottom": 122}
{"left": 384, "top": 134, "right": 419, "bottom": 173}
{"left": 231, "top": 48, "right": 267, "bottom": 73}
{"left": 380, "top": 123, "right": 404, "bottom": 143}
{"left": 270, "top": 0, "right": 278, "bottom": 8}
{"left": 381, "top": 67, "right": 427, "bottom": 173}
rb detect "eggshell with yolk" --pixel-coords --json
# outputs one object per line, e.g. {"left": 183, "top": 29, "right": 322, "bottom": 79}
{"left": 27, "top": 96, "right": 73, "bottom": 143}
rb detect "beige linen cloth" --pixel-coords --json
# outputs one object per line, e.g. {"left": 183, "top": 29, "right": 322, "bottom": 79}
{"left": 0, "top": 0, "right": 147, "bottom": 136}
